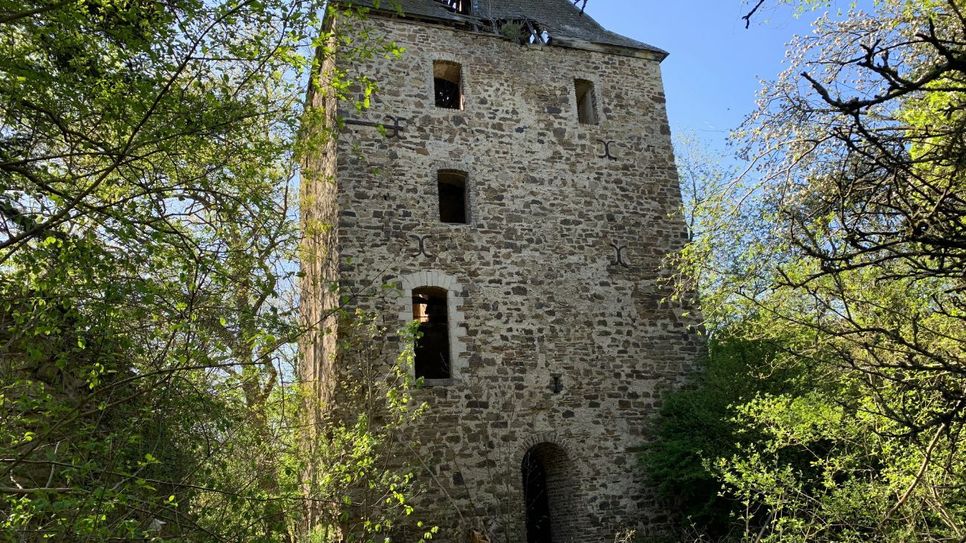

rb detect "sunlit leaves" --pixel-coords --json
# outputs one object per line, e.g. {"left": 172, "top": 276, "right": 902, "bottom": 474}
{"left": 657, "top": 1, "right": 965, "bottom": 539}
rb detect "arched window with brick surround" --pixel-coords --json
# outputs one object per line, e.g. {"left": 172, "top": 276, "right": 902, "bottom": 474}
{"left": 412, "top": 286, "right": 451, "bottom": 379}
{"left": 398, "top": 271, "right": 467, "bottom": 383}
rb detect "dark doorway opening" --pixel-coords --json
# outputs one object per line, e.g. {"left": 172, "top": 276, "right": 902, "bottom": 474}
{"left": 522, "top": 449, "right": 553, "bottom": 543}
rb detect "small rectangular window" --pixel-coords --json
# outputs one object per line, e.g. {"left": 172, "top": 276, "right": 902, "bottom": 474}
{"left": 438, "top": 170, "right": 468, "bottom": 224}
{"left": 434, "top": 61, "right": 463, "bottom": 110}
{"left": 575, "top": 79, "right": 598, "bottom": 125}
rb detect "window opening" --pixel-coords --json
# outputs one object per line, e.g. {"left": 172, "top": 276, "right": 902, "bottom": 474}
{"left": 497, "top": 19, "right": 548, "bottom": 45}
{"left": 412, "top": 287, "right": 451, "bottom": 379}
{"left": 434, "top": 61, "right": 463, "bottom": 110}
{"left": 434, "top": 0, "right": 471, "bottom": 14}
{"left": 437, "top": 170, "right": 468, "bottom": 224}
{"left": 574, "top": 79, "right": 598, "bottom": 125}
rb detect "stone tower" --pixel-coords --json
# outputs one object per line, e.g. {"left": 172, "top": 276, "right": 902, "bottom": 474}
{"left": 301, "top": 1, "right": 701, "bottom": 541}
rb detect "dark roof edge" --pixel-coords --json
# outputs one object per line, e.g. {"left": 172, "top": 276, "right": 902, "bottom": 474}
{"left": 551, "top": 36, "right": 668, "bottom": 61}
{"left": 552, "top": 0, "right": 669, "bottom": 60}
{"left": 329, "top": 0, "right": 669, "bottom": 62}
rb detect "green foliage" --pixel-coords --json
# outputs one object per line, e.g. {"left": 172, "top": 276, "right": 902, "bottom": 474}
{"left": 1, "top": 0, "right": 313, "bottom": 535}
{"left": 717, "top": 367, "right": 966, "bottom": 542}
{"left": 642, "top": 335, "right": 801, "bottom": 539}
{"left": 653, "top": 1, "right": 965, "bottom": 540}
{"left": 302, "top": 314, "right": 435, "bottom": 543}
{"left": 0, "top": 0, "right": 423, "bottom": 541}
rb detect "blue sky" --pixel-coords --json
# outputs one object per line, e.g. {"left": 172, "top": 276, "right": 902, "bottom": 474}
{"left": 584, "top": 1, "right": 818, "bottom": 149}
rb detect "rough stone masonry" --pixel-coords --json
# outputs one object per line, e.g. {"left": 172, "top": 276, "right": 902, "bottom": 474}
{"left": 300, "top": 1, "right": 703, "bottom": 541}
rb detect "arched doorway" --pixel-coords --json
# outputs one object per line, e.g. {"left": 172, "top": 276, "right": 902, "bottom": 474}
{"left": 521, "top": 443, "right": 575, "bottom": 543}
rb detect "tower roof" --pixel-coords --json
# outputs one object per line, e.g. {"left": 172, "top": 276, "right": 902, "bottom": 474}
{"left": 337, "top": 0, "right": 668, "bottom": 60}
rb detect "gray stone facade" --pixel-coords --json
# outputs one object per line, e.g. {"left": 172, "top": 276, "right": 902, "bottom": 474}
{"left": 301, "top": 2, "right": 701, "bottom": 541}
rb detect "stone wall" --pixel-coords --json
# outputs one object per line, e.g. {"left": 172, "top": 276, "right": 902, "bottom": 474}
{"left": 303, "top": 11, "right": 702, "bottom": 542}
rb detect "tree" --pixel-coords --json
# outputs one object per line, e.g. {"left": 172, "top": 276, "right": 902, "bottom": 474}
{"left": 734, "top": 0, "right": 964, "bottom": 442}
{"left": 1, "top": 0, "right": 314, "bottom": 538}
{"left": 651, "top": 1, "right": 966, "bottom": 540}
{"left": 0, "top": 0, "right": 424, "bottom": 540}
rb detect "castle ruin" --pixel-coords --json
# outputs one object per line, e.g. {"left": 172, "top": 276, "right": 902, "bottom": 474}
{"left": 301, "top": 1, "right": 701, "bottom": 540}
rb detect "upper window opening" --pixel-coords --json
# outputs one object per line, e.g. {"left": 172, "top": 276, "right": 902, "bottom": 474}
{"left": 434, "top": 61, "right": 463, "bottom": 110}
{"left": 498, "top": 19, "right": 548, "bottom": 45}
{"left": 435, "top": 0, "right": 471, "bottom": 14}
{"left": 412, "top": 287, "right": 451, "bottom": 380}
{"left": 438, "top": 170, "right": 468, "bottom": 224}
{"left": 575, "top": 79, "right": 598, "bottom": 125}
